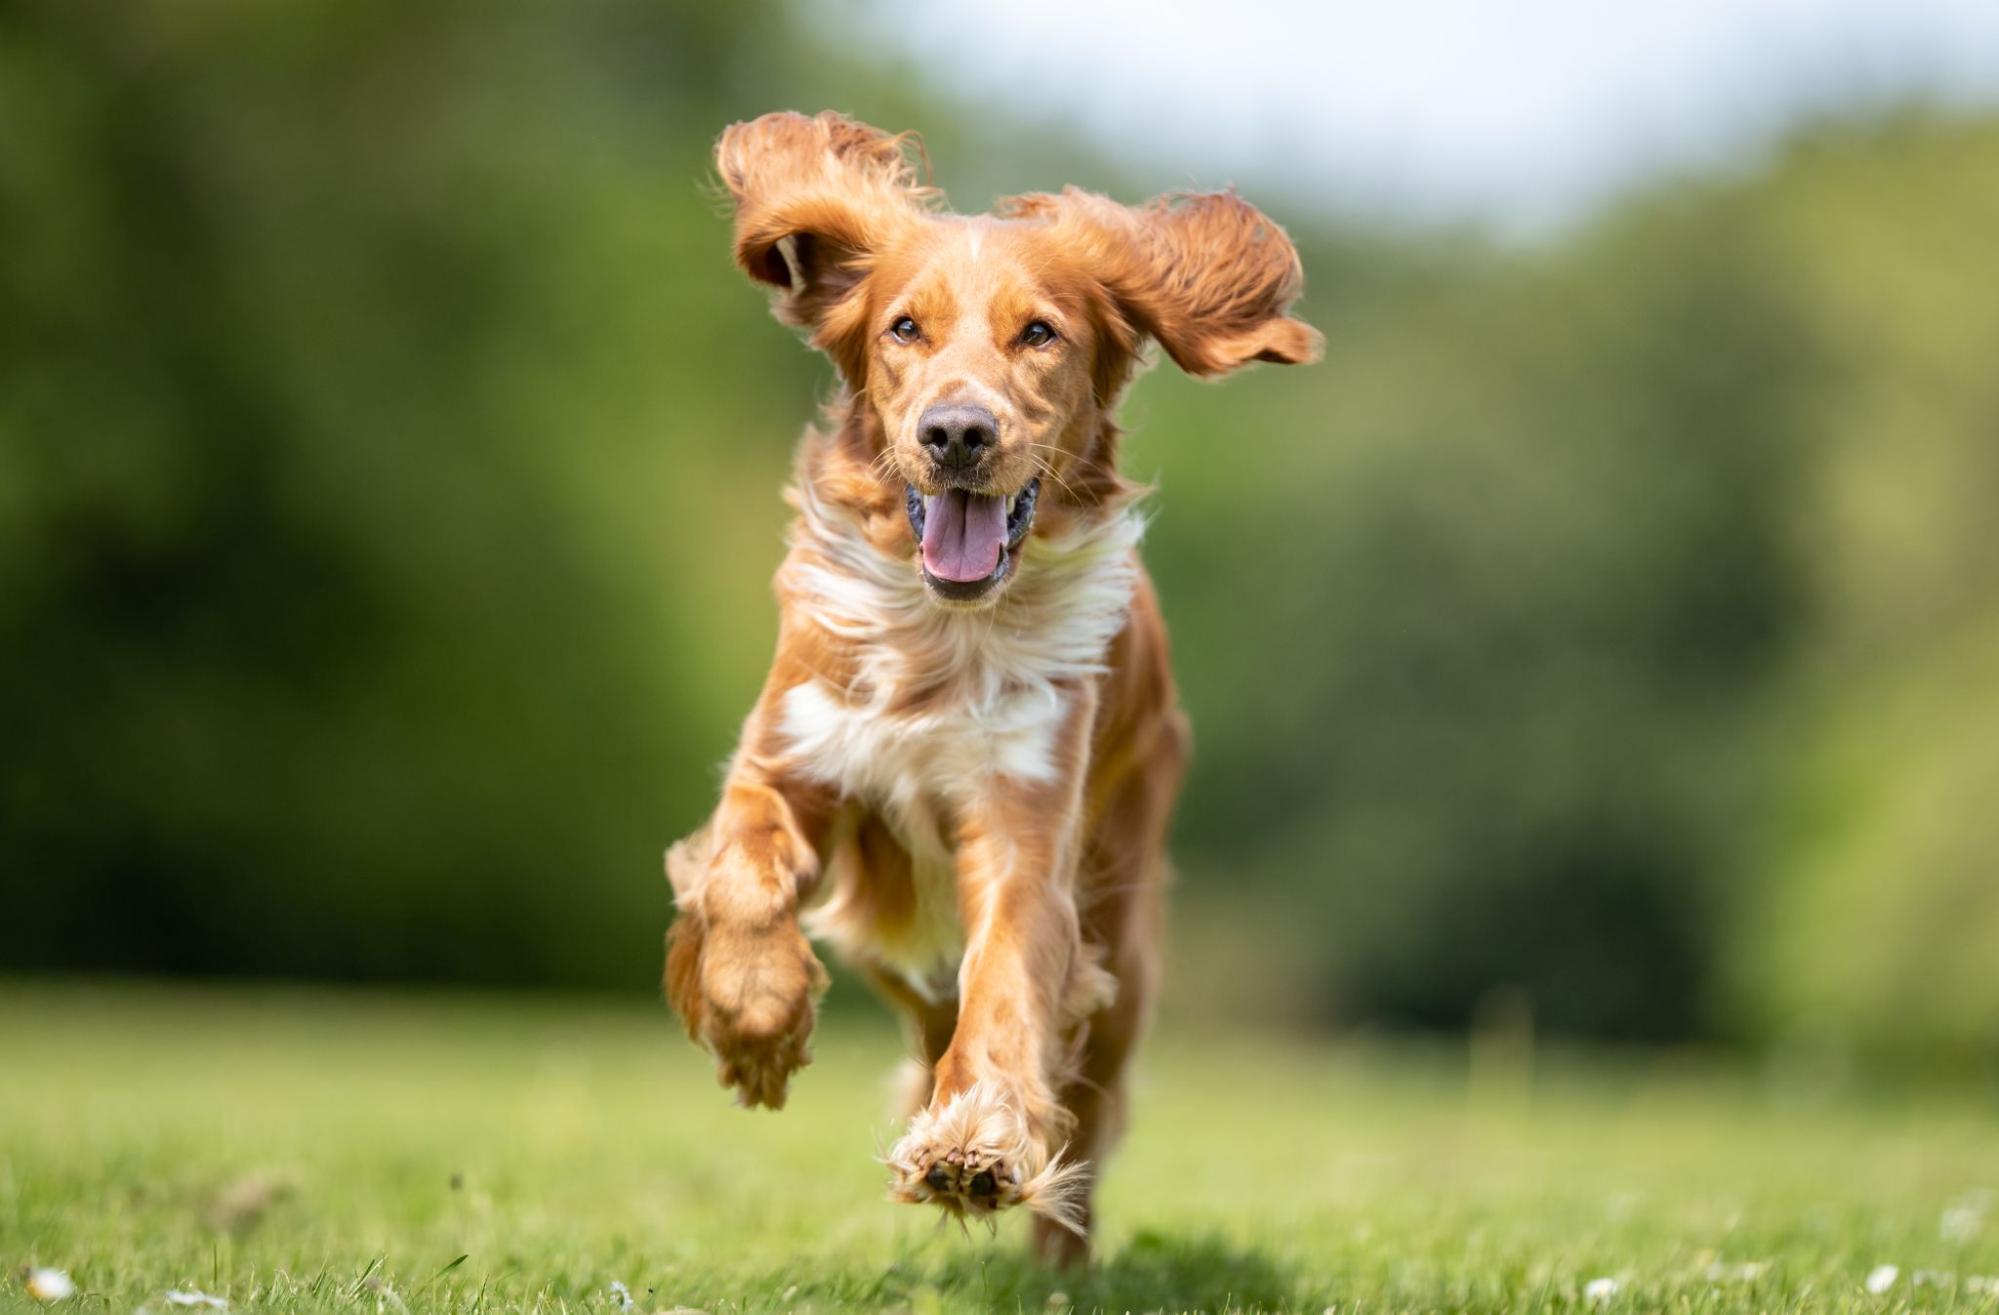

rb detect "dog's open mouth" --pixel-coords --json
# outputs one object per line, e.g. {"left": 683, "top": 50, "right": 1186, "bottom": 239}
{"left": 904, "top": 478, "right": 1040, "bottom": 601}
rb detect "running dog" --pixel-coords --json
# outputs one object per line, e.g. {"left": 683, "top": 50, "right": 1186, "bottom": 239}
{"left": 665, "top": 110, "right": 1318, "bottom": 1265}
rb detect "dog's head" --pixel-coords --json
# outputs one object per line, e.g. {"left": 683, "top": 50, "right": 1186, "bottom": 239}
{"left": 716, "top": 110, "right": 1321, "bottom": 606}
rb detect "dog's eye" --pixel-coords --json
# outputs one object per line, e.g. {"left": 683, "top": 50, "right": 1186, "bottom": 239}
{"left": 1019, "top": 320, "right": 1057, "bottom": 348}
{"left": 888, "top": 317, "right": 920, "bottom": 343}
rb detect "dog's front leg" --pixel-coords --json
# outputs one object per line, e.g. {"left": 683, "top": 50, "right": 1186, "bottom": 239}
{"left": 664, "top": 757, "right": 831, "bottom": 1110}
{"left": 887, "top": 694, "right": 1104, "bottom": 1235}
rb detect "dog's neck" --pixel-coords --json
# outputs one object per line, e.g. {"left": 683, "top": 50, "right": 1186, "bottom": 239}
{"left": 776, "top": 412, "right": 1145, "bottom": 712}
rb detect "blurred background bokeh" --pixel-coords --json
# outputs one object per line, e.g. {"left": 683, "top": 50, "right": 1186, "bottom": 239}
{"left": 5, "top": 0, "right": 1996, "bottom": 1071}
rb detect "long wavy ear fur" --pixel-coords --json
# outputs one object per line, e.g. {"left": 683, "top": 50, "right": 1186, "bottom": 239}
{"left": 999, "top": 186, "right": 1322, "bottom": 383}
{"left": 714, "top": 111, "right": 937, "bottom": 381}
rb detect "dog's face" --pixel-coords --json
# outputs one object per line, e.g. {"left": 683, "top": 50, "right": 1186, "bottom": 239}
{"left": 864, "top": 224, "right": 1102, "bottom": 600}
{"left": 716, "top": 111, "right": 1321, "bottom": 605}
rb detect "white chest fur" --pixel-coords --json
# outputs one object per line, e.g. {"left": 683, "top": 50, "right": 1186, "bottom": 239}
{"left": 782, "top": 674, "right": 1068, "bottom": 997}
{"left": 773, "top": 488, "right": 1144, "bottom": 992}
{"left": 780, "top": 676, "right": 1069, "bottom": 801}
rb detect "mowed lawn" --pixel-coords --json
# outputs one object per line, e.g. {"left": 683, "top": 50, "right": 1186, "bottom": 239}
{"left": 3, "top": 985, "right": 1996, "bottom": 1314}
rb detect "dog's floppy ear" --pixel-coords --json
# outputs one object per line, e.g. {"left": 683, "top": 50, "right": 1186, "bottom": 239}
{"left": 1001, "top": 186, "right": 1322, "bottom": 383}
{"left": 715, "top": 111, "right": 935, "bottom": 378}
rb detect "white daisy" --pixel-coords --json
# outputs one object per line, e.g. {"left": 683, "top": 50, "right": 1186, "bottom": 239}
{"left": 1944, "top": 1205, "right": 1987, "bottom": 1243}
{"left": 1704, "top": 1260, "right": 1769, "bottom": 1282}
{"left": 23, "top": 1270, "right": 76, "bottom": 1304}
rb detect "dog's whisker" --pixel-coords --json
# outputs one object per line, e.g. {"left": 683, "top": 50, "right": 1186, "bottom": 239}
{"left": 1028, "top": 458, "right": 1087, "bottom": 514}
{"left": 1023, "top": 443, "right": 1115, "bottom": 508}
{"left": 1023, "top": 445, "right": 1094, "bottom": 505}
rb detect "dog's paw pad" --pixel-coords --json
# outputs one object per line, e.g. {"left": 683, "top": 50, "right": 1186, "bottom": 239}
{"left": 885, "top": 1081, "right": 1086, "bottom": 1233}
{"left": 897, "top": 1144, "right": 1018, "bottom": 1217}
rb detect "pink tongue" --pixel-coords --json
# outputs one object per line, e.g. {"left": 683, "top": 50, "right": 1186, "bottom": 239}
{"left": 921, "top": 489, "right": 1007, "bottom": 582}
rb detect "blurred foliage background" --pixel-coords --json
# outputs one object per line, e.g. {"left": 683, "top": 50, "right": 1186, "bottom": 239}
{"left": 3, "top": 0, "right": 1994, "bottom": 1068}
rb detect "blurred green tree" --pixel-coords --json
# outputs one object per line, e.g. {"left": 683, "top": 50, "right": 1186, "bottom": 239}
{"left": 3, "top": 1, "right": 1994, "bottom": 1060}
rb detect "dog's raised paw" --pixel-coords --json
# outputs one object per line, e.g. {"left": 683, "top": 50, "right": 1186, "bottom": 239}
{"left": 681, "top": 918, "right": 828, "bottom": 1110}
{"left": 885, "top": 1081, "right": 1087, "bottom": 1235}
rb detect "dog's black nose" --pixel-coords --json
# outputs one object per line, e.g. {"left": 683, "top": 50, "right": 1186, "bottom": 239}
{"left": 918, "top": 403, "right": 996, "bottom": 470}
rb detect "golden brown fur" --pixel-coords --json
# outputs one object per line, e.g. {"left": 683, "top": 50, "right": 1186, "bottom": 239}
{"left": 664, "top": 110, "right": 1318, "bottom": 1265}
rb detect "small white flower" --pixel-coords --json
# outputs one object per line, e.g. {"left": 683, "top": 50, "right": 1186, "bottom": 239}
{"left": 163, "top": 1290, "right": 229, "bottom": 1309}
{"left": 23, "top": 1270, "right": 76, "bottom": 1303}
{"left": 1965, "top": 1275, "right": 1999, "bottom": 1295}
{"left": 1703, "top": 1260, "right": 1769, "bottom": 1282}
{"left": 1584, "top": 1276, "right": 1622, "bottom": 1303}
{"left": 1944, "top": 1205, "right": 1986, "bottom": 1243}
{"left": 607, "top": 1281, "right": 634, "bottom": 1312}
{"left": 1865, "top": 1265, "right": 1899, "bottom": 1294}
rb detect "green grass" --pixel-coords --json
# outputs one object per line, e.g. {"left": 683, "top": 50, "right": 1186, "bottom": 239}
{"left": 3, "top": 984, "right": 1996, "bottom": 1314}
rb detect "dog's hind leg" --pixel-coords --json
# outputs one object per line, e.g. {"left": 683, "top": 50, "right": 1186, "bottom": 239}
{"left": 862, "top": 964, "right": 959, "bottom": 1118}
{"left": 1031, "top": 704, "right": 1184, "bottom": 1266}
{"left": 1029, "top": 892, "right": 1162, "bottom": 1266}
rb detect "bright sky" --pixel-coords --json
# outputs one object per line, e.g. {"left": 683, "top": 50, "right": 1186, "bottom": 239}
{"left": 836, "top": 0, "right": 1999, "bottom": 231}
